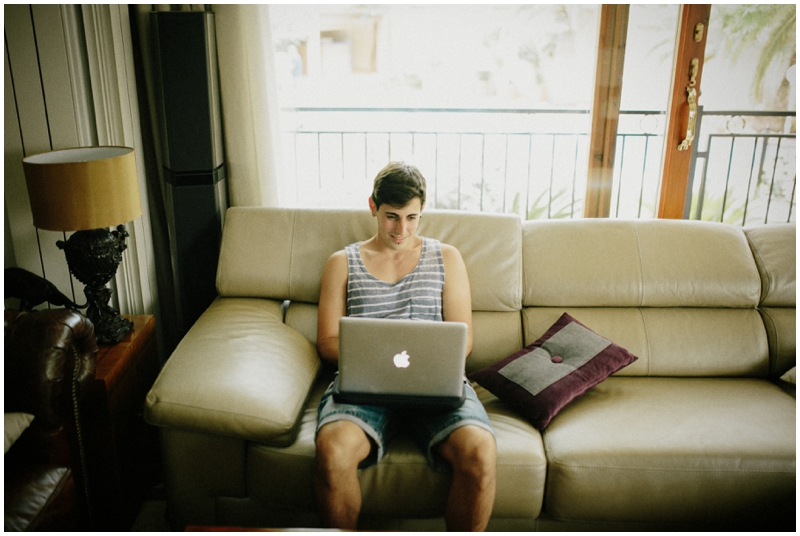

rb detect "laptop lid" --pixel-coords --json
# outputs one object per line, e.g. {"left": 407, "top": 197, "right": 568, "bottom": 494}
{"left": 334, "top": 317, "right": 468, "bottom": 408}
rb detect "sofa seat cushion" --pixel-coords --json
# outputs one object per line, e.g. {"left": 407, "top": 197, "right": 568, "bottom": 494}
{"left": 247, "top": 376, "right": 547, "bottom": 520}
{"left": 543, "top": 377, "right": 796, "bottom": 524}
{"left": 145, "top": 298, "right": 320, "bottom": 446}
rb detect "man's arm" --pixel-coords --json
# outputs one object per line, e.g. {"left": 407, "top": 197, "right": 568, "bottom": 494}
{"left": 317, "top": 250, "right": 348, "bottom": 363}
{"left": 441, "top": 244, "right": 474, "bottom": 357}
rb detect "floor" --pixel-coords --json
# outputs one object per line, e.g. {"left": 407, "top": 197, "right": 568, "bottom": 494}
{"left": 131, "top": 482, "right": 171, "bottom": 531}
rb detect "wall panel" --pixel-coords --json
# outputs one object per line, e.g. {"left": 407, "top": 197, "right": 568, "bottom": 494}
{"left": 5, "top": 5, "right": 87, "bottom": 304}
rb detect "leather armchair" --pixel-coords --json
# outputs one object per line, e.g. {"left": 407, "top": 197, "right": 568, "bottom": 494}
{"left": 4, "top": 309, "right": 97, "bottom": 531}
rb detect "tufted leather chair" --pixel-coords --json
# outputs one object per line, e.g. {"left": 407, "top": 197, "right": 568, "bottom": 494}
{"left": 4, "top": 309, "right": 97, "bottom": 531}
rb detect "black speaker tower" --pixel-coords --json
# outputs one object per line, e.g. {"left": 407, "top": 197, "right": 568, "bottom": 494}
{"left": 151, "top": 11, "right": 227, "bottom": 334}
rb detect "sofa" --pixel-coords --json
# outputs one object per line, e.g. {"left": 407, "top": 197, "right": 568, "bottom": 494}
{"left": 144, "top": 207, "right": 795, "bottom": 531}
{"left": 5, "top": 309, "right": 97, "bottom": 531}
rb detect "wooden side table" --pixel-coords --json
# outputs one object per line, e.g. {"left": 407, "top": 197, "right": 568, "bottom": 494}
{"left": 82, "top": 315, "right": 162, "bottom": 530}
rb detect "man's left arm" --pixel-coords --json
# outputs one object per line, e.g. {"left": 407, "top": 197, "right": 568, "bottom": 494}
{"left": 441, "top": 244, "right": 474, "bottom": 357}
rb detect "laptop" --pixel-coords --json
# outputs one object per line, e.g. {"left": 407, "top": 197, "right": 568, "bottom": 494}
{"left": 333, "top": 317, "right": 469, "bottom": 408}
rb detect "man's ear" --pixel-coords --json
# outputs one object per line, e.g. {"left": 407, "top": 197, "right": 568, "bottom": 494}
{"left": 368, "top": 197, "right": 377, "bottom": 215}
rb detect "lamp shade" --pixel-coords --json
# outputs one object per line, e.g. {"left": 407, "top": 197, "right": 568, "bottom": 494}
{"left": 22, "top": 146, "right": 142, "bottom": 232}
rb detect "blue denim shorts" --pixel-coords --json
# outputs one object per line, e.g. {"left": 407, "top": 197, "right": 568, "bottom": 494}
{"left": 316, "top": 375, "right": 494, "bottom": 473}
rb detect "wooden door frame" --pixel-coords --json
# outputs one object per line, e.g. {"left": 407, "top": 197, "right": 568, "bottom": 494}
{"left": 584, "top": 4, "right": 629, "bottom": 218}
{"left": 657, "top": 4, "right": 711, "bottom": 219}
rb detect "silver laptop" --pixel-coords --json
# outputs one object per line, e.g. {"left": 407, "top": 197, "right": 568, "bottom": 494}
{"left": 333, "top": 317, "right": 468, "bottom": 408}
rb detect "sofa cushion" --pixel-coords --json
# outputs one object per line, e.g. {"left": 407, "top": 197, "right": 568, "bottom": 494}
{"left": 245, "top": 377, "right": 547, "bottom": 521}
{"left": 283, "top": 305, "right": 525, "bottom": 375}
{"left": 3, "top": 463, "right": 74, "bottom": 531}
{"left": 759, "top": 307, "right": 796, "bottom": 378}
{"left": 523, "top": 219, "right": 761, "bottom": 308}
{"left": 217, "top": 208, "right": 374, "bottom": 301}
{"left": 418, "top": 211, "right": 522, "bottom": 312}
{"left": 543, "top": 377, "right": 796, "bottom": 524}
{"left": 145, "top": 298, "right": 320, "bottom": 446}
{"left": 467, "top": 311, "right": 524, "bottom": 373}
{"left": 469, "top": 313, "right": 637, "bottom": 429}
{"left": 523, "top": 307, "right": 769, "bottom": 378}
{"left": 744, "top": 224, "right": 796, "bottom": 307}
{"left": 217, "top": 207, "right": 523, "bottom": 313}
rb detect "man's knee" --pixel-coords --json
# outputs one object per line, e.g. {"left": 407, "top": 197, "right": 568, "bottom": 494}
{"left": 439, "top": 425, "right": 496, "bottom": 479}
{"left": 316, "top": 420, "right": 372, "bottom": 470}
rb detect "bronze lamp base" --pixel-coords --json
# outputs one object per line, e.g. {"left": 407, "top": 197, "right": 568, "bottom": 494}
{"left": 57, "top": 225, "right": 132, "bottom": 345}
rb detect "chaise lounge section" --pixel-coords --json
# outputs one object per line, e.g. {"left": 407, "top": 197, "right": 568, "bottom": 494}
{"left": 145, "top": 207, "right": 795, "bottom": 530}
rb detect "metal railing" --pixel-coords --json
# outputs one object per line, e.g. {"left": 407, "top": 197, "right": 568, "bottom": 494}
{"left": 280, "top": 107, "right": 795, "bottom": 224}
{"left": 687, "top": 108, "right": 796, "bottom": 225}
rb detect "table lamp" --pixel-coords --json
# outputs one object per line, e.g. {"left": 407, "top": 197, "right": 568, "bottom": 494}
{"left": 22, "top": 146, "right": 143, "bottom": 345}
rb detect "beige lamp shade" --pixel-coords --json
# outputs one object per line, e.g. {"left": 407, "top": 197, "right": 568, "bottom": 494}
{"left": 22, "top": 146, "right": 142, "bottom": 232}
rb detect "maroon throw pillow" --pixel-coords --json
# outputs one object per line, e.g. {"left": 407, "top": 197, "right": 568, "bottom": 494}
{"left": 469, "top": 313, "right": 638, "bottom": 429}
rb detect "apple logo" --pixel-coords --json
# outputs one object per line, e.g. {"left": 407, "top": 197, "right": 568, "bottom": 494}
{"left": 393, "top": 350, "right": 411, "bottom": 369}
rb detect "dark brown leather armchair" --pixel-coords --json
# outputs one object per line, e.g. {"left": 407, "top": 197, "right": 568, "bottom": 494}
{"left": 4, "top": 309, "right": 97, "bottom": 531}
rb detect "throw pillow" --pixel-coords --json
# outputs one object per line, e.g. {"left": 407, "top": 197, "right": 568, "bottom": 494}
{"left": 4, "top": 413, "right": 34, "bottom": 453}
{"left": 469, "top": 313, "right": 638, "bottom": 429}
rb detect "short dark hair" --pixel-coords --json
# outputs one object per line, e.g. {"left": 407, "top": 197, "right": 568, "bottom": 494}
{"left": 371, "top": 162, "right": 426, "bottom": 209}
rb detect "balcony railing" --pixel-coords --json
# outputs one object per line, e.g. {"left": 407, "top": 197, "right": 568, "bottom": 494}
{"left": 279, "top": 107, "right": 795, "bottom": 225}
{"left": 687, "top": 109, "right": 796, "bottom": 225}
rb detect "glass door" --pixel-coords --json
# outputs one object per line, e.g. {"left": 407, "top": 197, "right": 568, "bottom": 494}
{"left": 586, "top": 4, "right": 682, "bottom": 218}
{"left": 651, "top": 4, "right": 794, "bottom": 223}
{"left": 657, "top": 5, "right": 712, "bottom": 219}
{"left": 686, "top": 4, "right": 796, "bottom": 225}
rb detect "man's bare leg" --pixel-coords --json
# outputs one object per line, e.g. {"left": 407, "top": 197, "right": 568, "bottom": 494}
{"left": 314, "top": 420, "right": 372, "bottom": 529}
{"left": 437, "top": 425, "right": 497, "bottom": 531}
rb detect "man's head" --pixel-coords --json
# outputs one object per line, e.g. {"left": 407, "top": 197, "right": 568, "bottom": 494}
{"left": 370, "top": 162, "right": 426, "bottom": 210}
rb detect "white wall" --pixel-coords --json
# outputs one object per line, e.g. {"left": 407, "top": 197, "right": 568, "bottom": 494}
{"left": 4, "top": 4, "right": 158, "bottom": 323}
{"left": 5, "top": 5, "right": 89, "bottom": 306}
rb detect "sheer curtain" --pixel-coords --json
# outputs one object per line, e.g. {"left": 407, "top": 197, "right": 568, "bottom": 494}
{"left": 213, "top": 4, "right": 282, "bottom": 207}
{"left": 78, "top": 5, "right": 159, "bottom": 324}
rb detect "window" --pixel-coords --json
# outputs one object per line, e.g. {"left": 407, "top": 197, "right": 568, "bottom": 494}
{"left": 687, "top": 4, "right": 796, "bottom": 224}
{"left": 270, "top": 4, "right": 795, "bottom": 224}
{"left": 271, "top": 5, "right": 601, "bottom": 213}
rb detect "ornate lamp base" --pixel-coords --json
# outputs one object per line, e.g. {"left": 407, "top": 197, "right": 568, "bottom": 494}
{"left": 84, "top": 285, "right": 133, "bottom": 345}
{"left": 57, "top": 225, "right": 132, "bottom": 345}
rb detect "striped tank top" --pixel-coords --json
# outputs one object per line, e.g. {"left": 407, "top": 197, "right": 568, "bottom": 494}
{"left": 345, "top": 237, "right": 445, "bottom": 321}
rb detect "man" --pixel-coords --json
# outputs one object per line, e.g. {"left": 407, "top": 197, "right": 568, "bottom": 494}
{"left": 314, "top": 162, "right": 497, "bottom": 531}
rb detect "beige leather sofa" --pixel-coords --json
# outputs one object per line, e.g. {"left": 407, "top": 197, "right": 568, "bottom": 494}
{"left": 145, "top": 207, "right": 796, "bottom": 531}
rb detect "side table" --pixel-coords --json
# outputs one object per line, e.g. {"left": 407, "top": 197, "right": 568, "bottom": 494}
{"left": 82, "top": 315, "right": 162, "bottom": 530}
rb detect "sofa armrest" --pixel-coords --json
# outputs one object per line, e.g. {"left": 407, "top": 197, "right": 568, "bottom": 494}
{"left": 145, "top": 298, "right": 321, "bottom": 447}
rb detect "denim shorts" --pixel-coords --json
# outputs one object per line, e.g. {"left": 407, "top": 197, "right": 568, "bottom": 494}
{"left": 316, "top": 375, "right": 494, "bottom": 473}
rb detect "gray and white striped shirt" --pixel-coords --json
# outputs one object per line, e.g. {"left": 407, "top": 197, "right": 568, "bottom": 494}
{"left": 345, "top": 237, "right": 445, "bottom": 321}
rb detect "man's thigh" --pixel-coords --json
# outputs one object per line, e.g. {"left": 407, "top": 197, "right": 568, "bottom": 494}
{"left": 404, "top": 382, "right": 495, "bottom": 472}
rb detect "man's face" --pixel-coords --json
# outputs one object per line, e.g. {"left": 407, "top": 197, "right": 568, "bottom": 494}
{"left": 370, "top": 197, "right": 423, "bottom": 251}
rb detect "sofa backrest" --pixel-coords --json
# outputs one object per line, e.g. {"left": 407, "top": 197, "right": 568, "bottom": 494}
{"left": 521, "top": 219, "right": 769, "bottom": 378}
{"left": 216, "top": 207, "right": 794, "bottom": 379}
{"left": 744, "top": 224, "right": 796, "bottom": 378}
{"left": 216, "top": 207, "right": 524, "bottom": 371}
